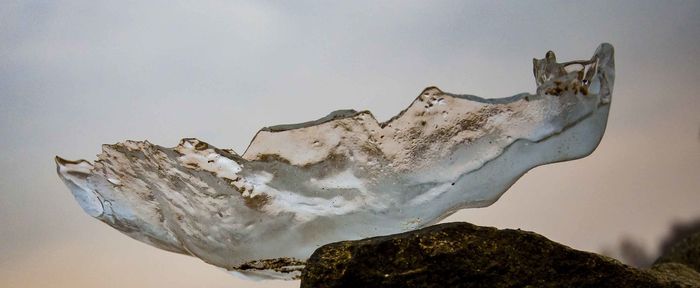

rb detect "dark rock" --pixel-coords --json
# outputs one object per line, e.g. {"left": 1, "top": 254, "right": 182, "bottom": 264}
{"left": 301, "top": 222, "right": 700, "bottom": 288}
{"left": 648, "top": 263, "right": 700, "bottom": 287}
{"left": 655, "top": 231, "right": 700, "bottom": 273}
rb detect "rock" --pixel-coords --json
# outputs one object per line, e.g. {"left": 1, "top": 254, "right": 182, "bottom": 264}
{"left": 655, "top": 231, "right": 700, "bottom": 273}
{"left": 648, "top": 263, "right": 700, "bottom": 287}
{"left": 301, "top": 222, "right": 700, "bottom": 288}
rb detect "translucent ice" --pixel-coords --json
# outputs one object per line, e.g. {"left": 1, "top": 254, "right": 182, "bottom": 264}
{"left": 56, "top": 44, "right": 615, "bottom": 280}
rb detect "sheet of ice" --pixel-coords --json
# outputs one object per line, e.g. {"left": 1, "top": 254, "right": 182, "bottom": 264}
{"left": 56, "top": 43, "right": 615, "bottom": 280}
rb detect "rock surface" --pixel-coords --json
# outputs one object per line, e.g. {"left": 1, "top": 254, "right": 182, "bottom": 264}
{"left": 301, "top": 222, "right": 700, "bottom": 288}
{"left": 656, "top": 231, "right": 700, "bottom": 274}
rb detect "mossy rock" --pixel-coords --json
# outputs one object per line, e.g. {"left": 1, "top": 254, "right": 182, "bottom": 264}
{"left": 301, "top": 222, "right": 700, "bottom": 288}
{"left": 656, "top": 232, "right": 700, "bottom": 273}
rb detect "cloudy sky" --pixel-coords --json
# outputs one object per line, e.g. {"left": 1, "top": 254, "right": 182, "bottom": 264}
{"left": 1, "top": 1, "right": 699, "bottom": 287}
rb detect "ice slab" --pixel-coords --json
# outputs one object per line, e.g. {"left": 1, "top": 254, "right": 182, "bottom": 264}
{"left": 56, "top": 43, "right": 615, "bottom": 280}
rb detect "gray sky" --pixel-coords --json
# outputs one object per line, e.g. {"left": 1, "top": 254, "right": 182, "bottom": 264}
{"left": 1, "top": 1, "right": 699, "bottom": 287}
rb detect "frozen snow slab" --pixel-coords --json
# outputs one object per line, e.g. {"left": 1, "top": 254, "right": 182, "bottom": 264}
{"left": 56, "top": 43, "right": 615, "bottom": 280}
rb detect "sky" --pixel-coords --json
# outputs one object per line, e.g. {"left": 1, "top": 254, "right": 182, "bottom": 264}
{"left": 1, "top": 1, "right": 699, "bottom": 287}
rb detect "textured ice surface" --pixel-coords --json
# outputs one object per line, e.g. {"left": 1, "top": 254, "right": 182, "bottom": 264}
{"left": 56, "top": 44, "right": 615, "bottom": 280}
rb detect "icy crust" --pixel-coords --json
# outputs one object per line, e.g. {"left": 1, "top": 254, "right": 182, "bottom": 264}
{"left": 56, "top": 43, "right": 615, "bottom": 280}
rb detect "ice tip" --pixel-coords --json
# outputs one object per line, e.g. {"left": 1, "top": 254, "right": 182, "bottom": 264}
{"left": 599, "top": 42, "right": 614, "bottom": 50}
{"left": 54, "top": 156, "right": 93, "bottom": 176}
{"left": 55, "top": 155, "right": 71, "bottom": 166}
{"left": 595, "top": 43, "right": 614, "bottom": 58}
{"left": 545, "top": 50, "right": 556, "bottom": 60}
{"left": 420, "top": 86, "right": 443, "bottom": 95}
{"left": 55, "top": 155, "right": 90, "bottom": 166}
